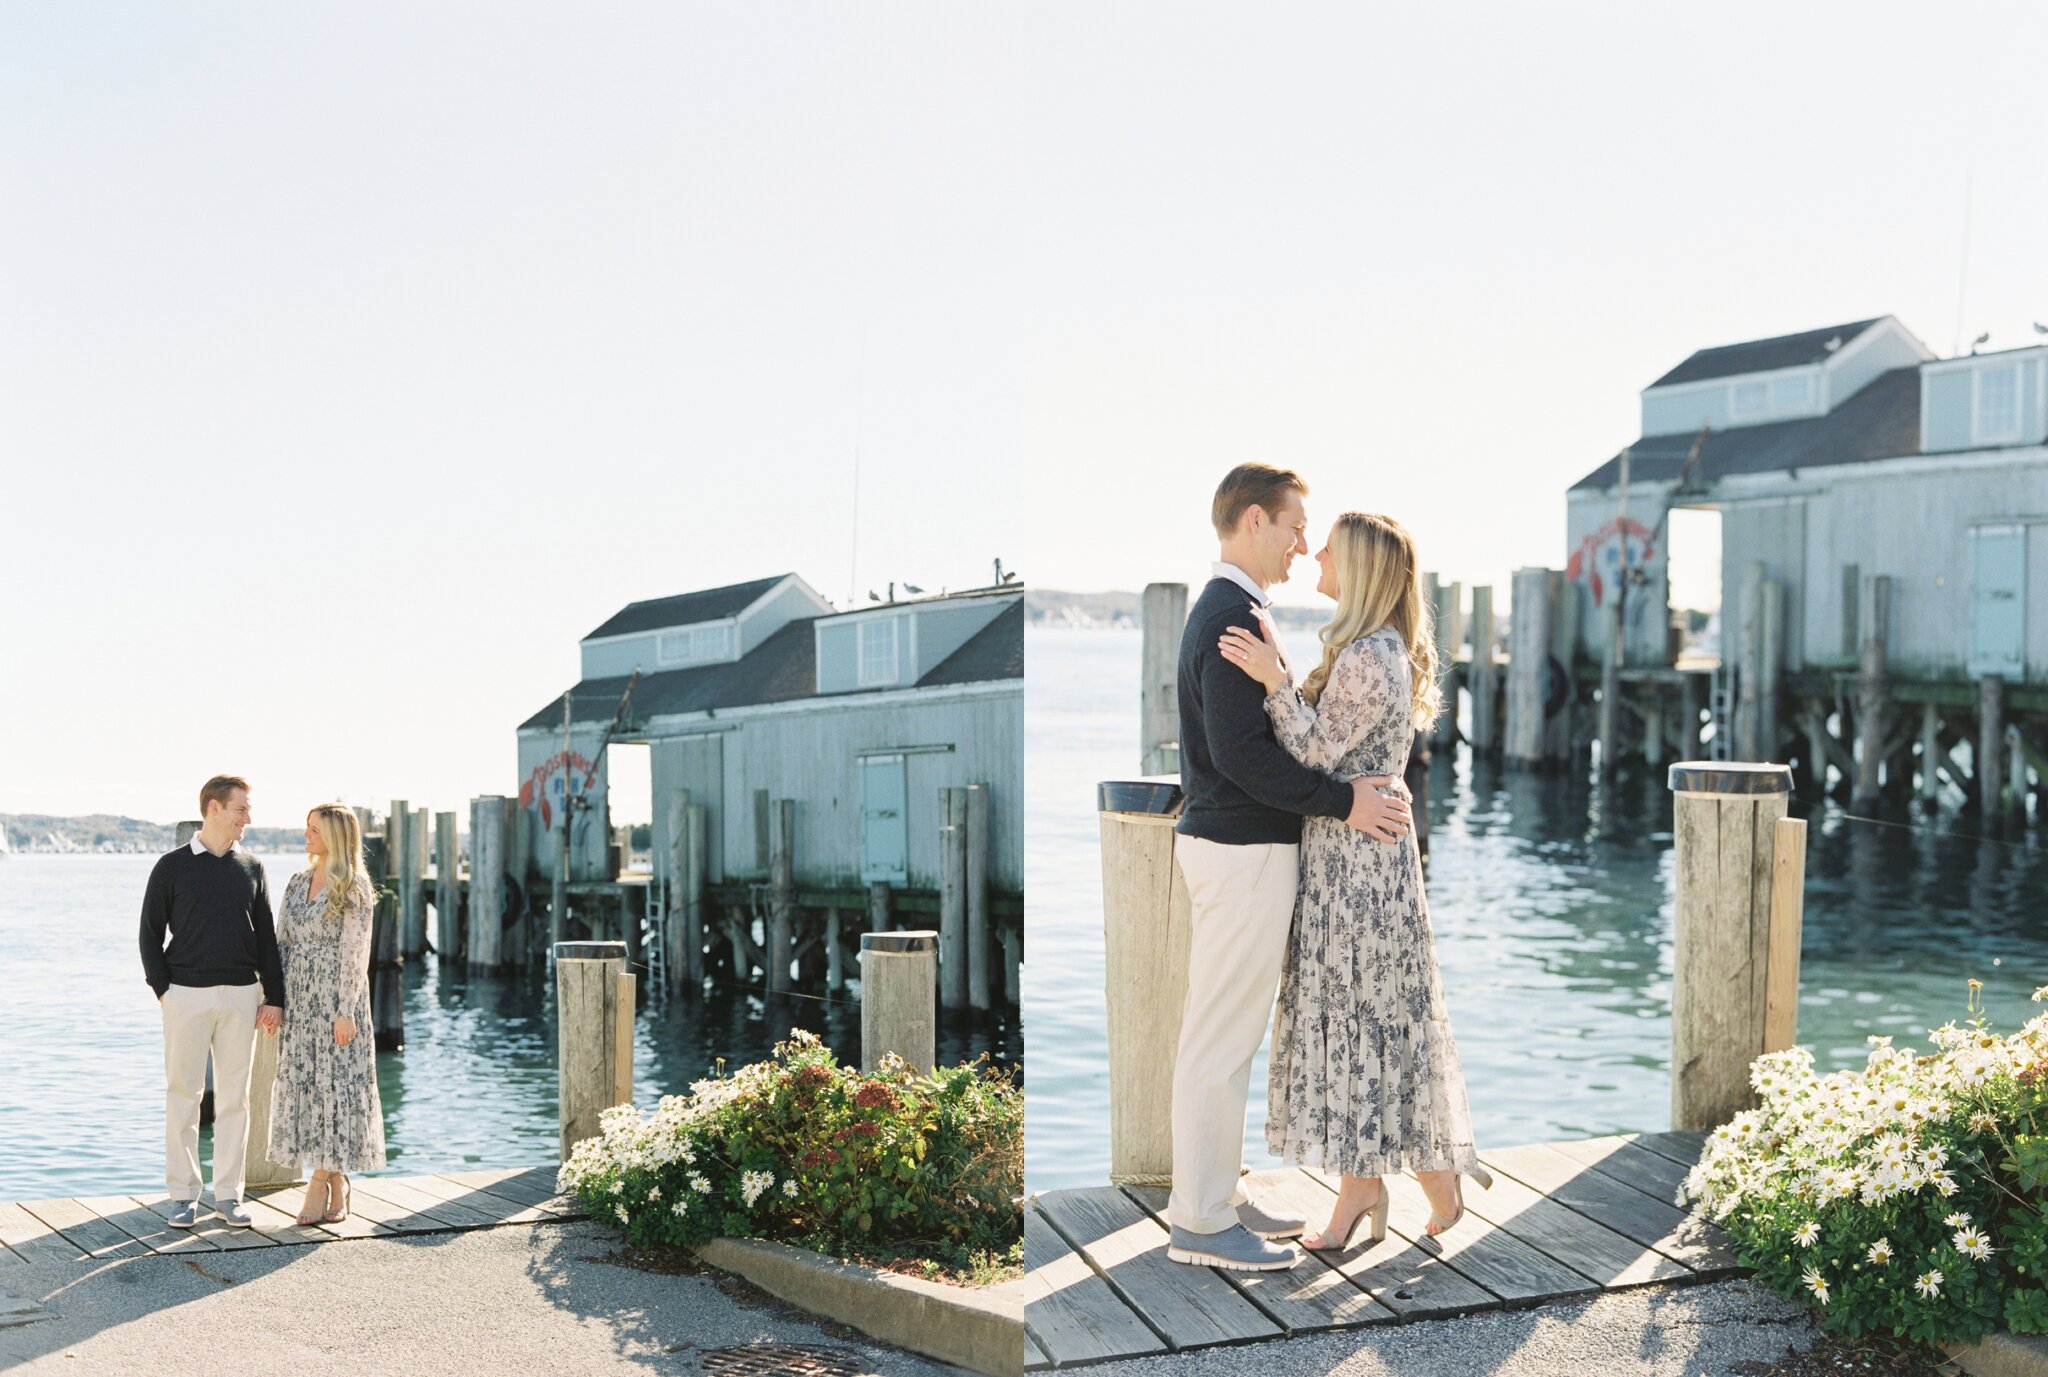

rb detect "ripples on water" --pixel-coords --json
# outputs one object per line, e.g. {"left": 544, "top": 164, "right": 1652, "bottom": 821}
{"left": 1024, "top": 626, "right": 2048, "bottom": 1192}
{"left": 0, "top": 854, "right": 1017, "bottom": 1199}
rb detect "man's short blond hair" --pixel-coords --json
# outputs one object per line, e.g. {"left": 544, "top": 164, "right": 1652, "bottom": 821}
{"left": 1211, "top": 463, "right": 1308, "bottom": 538}
{"left": 200, "top": 775, "right": 250, "bottom": 818}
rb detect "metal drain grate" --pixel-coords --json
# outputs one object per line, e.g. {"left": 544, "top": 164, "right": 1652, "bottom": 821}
{"left": 700, "top": 1343, "right": 866, "bottom": 1376}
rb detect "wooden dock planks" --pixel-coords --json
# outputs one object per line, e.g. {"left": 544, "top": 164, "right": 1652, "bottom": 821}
{"left": 1024, "top": 1135, "right": 1751, "bottom": 1369}
{"left": 1015, "top": 1209, "right": 1166, "bottom": 1367}
{"left": 1125, "top": 1177, "right": 1395, "bottom": 1333}
{"left": 1033, "top": 1186, "right": 1280, "bottom": 1351}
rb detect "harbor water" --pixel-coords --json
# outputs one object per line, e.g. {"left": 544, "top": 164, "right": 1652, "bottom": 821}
{"left": 0, "top": 853, "right": 1017, "bottom": 1199}
{"left": 1023, "top": 625, "right": 2048, "bottom": 1193}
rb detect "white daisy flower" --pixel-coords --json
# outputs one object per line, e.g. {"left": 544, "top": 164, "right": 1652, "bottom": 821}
{"left": 1793, "top": 1221, "right": 1821, "bottom": 1247}
{"left": 1803, "top": 1266, "right": 1830, "bottom": 1305}
{"left": 1946, "top": 1212, "right": 1973, "bottom": 1229}
{"left": 1867, "top": 1239, "right": 1892, "bottom": 1265}
{"left": 1915, "top": 1269, "right": 1943, "bottom": 1298}
{"left": 690, "top": 1173, "right": 711, "bottom": 1195}
{"left": 1956, "top": 1227, "right": 1994, "bottom": 1260}
{"left": 613, "top": 1203, "right": 629, "bottom": 1223}
{"left": 782, "top": 1179, "right": 798, "bottom": 1199}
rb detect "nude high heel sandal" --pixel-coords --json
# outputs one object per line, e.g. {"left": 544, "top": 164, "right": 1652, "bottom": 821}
{"left": 1421, "top": 1165, "right": 1494, "bottom": 1236}
{"left": 1303, "top": 1181, "right": 1390, "bottom": 1252}
{"left": 322, "top": 1176, "right": 351, "bottom": 1224}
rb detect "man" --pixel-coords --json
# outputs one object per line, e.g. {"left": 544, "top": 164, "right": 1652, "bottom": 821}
{"left": 1165, "top": 464, "right": 1411, "bottom": 1271}
{"left": 139, "top": 775, "right": 285, "bottom": 1227}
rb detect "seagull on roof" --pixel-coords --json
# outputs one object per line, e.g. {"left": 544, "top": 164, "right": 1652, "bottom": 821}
{"left": 2034, "top": 322, "right": 2048, "bottom": 336}
{"left": 904, "top": 584, "right": 925, "bottom": 595}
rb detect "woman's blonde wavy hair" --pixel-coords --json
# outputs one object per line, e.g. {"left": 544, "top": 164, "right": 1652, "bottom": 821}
{"left": 307, "top": 803, "right": 364, "bottom": 922}
{"left": 1299, "top": 511, "right": 1441, "bottom": 731}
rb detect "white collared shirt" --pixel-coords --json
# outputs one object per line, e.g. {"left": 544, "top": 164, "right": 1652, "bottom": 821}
{"left": 189, "top": 834, "right": 241, "bottom": 857}
{"left": 1212, "top": 561, "right": 1271, "bottom": 608}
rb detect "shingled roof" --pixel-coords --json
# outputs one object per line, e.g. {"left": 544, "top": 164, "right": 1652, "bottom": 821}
{"left": 582, "top": 575, "right": 788, "bottom": 641}
{"left": 1649, "top": 319, "right": 1883, "bottom": 388}
{"left": 522, "top": 593, "right": 1023, "bottom": 731}
{"left": 1573, "top": 365, "right": 1922, "bottom": 491}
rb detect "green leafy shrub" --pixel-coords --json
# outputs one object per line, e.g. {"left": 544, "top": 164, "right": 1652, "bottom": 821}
{"left": 1688, "top": 981, "right": 2048, "bottom": 1346}
{"left": 559, "top": 1030, "right": 1021, "bottom": 1273}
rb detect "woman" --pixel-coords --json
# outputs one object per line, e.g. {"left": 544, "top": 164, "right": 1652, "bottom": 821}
{"left": 268, "top": 803, "right": 386, "bottom": 1224}
{"left": 1218, "top": 511, "right": 1488, "bottom": 1250}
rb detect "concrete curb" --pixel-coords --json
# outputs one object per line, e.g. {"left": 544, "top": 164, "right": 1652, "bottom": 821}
{"left": 694, "top": 1236, "right": 1022, "bottom": 1377}
{"left": 1950, "top": 1333, "right": 2048, "bottom": 1377}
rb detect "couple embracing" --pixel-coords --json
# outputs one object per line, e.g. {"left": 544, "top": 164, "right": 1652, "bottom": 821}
{"left": 139, "top": 776, "right": 386, "bottom": 1229}
{"left": 1165, "top": 463, "right": 1489, "bottom": 1271}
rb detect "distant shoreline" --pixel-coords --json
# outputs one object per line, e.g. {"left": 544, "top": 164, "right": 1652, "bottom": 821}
{"left": 1026, "top": 589, "right": 1330, "bottom": 630}
{"left": 1, "top": 814, "right": 304, "bottom": 856}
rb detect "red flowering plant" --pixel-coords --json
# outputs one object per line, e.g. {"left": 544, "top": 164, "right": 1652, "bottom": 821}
{"left": 559, "top": 1030, "right": 1021, "bottom": 1275}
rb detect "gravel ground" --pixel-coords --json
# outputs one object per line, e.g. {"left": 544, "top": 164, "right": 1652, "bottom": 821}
{"left": 0, "top": 1221, "right": 969, "bottom": 1376}
{"left": 1070, "top": 1280, "right": 1835, "bottom": 1377}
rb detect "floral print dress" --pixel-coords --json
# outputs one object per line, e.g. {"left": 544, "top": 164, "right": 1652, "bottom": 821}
{"left": 1262, "top": 625, "right": 1483, "bottom": 1179}
{"left": 266, "top": 869, "right": 387, "bottom": 1174}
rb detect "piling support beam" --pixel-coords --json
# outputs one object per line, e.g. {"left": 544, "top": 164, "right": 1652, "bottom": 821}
{"left": 1140, "top": 583, "right": 1187, "bottom": 776}
{"left": 554, "top": 940, "right": 631, "bottom": 1160}
{"left": 1669, "top": 761, "right": 1794, "bottom": 1130}
{"left": 1853, "top": 576, "right": 1890, "bottom": 810}
{"left": 469, "top": 796, "right": 505, "bottom": 970}
{"left": 1981, "top": 675, "right": 2006, "bottom": 821}
{"left": 1469, "top": 585, "right": 1498, "bottom": 754}
{"left": 768, "top": 798, "right": 795, "bottom": 995}
{"left": 435, "top": 811, "right": 460, "bottom": 961}
{"left": 860, "top": 931, "right": 937, "bottom": 1075}
{"left": 938, "top": 787, "right": 968, "bottom": 1010}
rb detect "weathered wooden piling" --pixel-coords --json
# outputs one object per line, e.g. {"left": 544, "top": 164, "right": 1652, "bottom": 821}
{"left": 1759, "top": 581, "right": 1785, "bottom": 763}
{"left": 869, "top": 880, "right": 893, "bottom": 933}
{"left": 505, "top": 802, "right": 532, "bottom": 967}
{"left": 2007, "top": 723, "right": 2029, "bottom": 825}
{"left": 174, "top": 820, "right": 200, "bottom": 847}
{"left": 243, "top": 1028, "right": 299, "bottom": 1189}
{"left": 1682, "top": 673, "right": 1706, "bottom": 761}
{"left": 966, "top": 782, "right": 992, "bottom": 1012}
{"left": 1668, "top": 761, "right": 1796, "bottom": 1130}
{"left": 1547, "top": 576, "right": 1581, "bottom": 765}
{"left": 1431, "top": 578, "right": 1463, "bottom": 751}
{"left": 1980, "top": 674, "right": 2006, "bottom": 820}
{"left": 1469, "top": 584, "right": 1498, "bottom": 754}
{"left": 1000, "top": 924, "right": 1021, "bottom": 1007}
{"left": 394, "top": 804, "right": 427, "bottom": 958}
{"left": 767, "top": 798, "right": 795, "bottom": 994}
{"left": 1599, "top": 597, "right": 1622, "bottom": 775}
{"left": 1853, "top": 576, "right": 1891, "bottom": 809}
{"left": 434, "top": 811, "right": 460, "bottom": 960}
{"left": 938, "top": 786, "right": 968, "bottom": 1010}
{"left": 860, "top": 931, "right": 937, "bottom": 1075}
{"left": 1734, "top": 564, "right": 1763, "bottom": 761}
{"left": 667, "top": 791, "right": 708, "bottom": 997}
{"left": 469, "top": 796, "right": 506, "bottom": 970}
{"left": 363, "top": 834, "right": 404, "bottom": 1053}
{"left": 1505, "top": 568, "right": 1555, "bottom": 769}
{"left": 1764, "top": 817, "right": 1807, "bottom": 1054}
{"left": 1140, "top": 582, "right": 1187, "bottom": 776}
{"left": 1919, "top": 701, "right": 1943, "bottom": 806}
{"left": 554, "top": 940, "right": 633, "bottom": 1159}
{"left": 1098, "top": 779, "right": 1190, "bottom": 1184}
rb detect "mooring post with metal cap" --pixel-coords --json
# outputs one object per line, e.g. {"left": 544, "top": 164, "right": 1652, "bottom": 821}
{"left": 1098, "top": 777, "right": 1189, "bottom": 1185}
{"left": 860, "top": 930, "right": 936, "bottom": 1075}
{"left": 555, "top": 939, "right": 632, "bottom": 1159}
{"left": 1668, "top": 760, "right": 1800, "bottom": 1130}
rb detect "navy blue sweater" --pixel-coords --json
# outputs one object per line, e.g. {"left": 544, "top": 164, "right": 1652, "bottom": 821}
{"left": 1175, "top": 577, "right": 1353, "bottom": 844}
{"left": 139, "top": 845, "right": 286, "bottom": 1004}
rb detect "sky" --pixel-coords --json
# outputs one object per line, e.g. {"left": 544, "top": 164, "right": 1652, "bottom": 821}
{"left": 5, "top": 2, "right": 2046, "bottom": 820}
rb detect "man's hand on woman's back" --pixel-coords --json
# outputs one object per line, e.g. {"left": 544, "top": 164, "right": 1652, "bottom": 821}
{"left": 1346, "top": 777, "right": 1411, "bottom": 843}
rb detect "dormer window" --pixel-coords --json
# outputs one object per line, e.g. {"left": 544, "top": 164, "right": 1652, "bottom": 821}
{"left": 859, "top": 619, "right": 899, "bottom": 687}
{"left": 657, "top": 623, "right": 732, "bottom": 667}
{"left": 1731, "top": 380, "right": 1768, "bottom": 419}
{"left": 1976, "top": 363, "right": 2022, "bottom": 445}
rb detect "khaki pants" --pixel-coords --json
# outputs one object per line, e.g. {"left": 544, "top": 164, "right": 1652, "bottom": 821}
{"left": 161, "top": 982, "right": 261, "bottom": 1203}
{"left": 1166, "top": 835, "right": 1299, "bottom": 1235}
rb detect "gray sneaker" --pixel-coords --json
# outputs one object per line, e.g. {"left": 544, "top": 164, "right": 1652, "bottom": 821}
{"left": 165, "top": 1200, "right": 203, "bottom": 1229}
{"left": 1237, "top": 1198, "right": 1307, "bottom": 1239}
{"left": 216, "top": 1199, "right": 254, "bottom": 1228}
{"left": 1166, "top": 1223, "right": 1296, "bottom": 1271}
